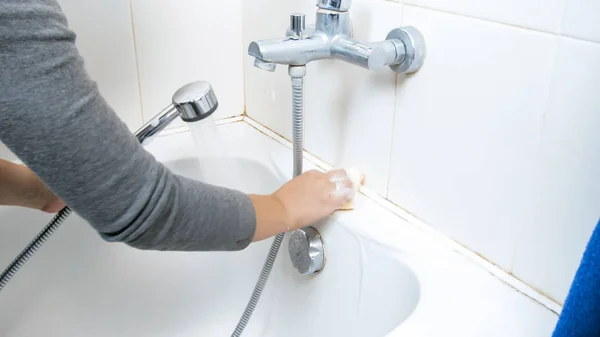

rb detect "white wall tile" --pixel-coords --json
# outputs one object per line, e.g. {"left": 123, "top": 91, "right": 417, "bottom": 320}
{"left": 245, "top": 0, "right": 402, "bottom": 195}
{"left": 305, "top": 1, "right": 401, "bottom": 195}
{"left": 402, "top": 0, "right": 566, "bottom": 33}
{"left": 57, "top": 0, "right": 143, "bottom": 131}
{"left": 388, "top": 6, "right": 557, "bottom": 269}
{"left": 560, "top": 0, "right": 600, "bottom": 43}
{"left": 131, "top": 0, "right": 245, "bottom": 123}
{"left": 243, "top": 0, "right": 303, "bottom": 140}
{"left": 512, "top": 37, "right": 600, "bottom": 303}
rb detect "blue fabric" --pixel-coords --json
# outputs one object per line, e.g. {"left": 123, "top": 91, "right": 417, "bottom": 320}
{"left": 553, "top": 218, "right": 600, "bottom": 337}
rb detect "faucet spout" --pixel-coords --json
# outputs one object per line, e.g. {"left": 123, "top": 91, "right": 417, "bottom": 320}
{"left": 248, "top": 37, "right": 329, "bottom": 66}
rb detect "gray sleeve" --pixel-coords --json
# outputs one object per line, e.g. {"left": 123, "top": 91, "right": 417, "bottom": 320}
{"left": 0, "top": 0, "right": 256, "bottom": 251}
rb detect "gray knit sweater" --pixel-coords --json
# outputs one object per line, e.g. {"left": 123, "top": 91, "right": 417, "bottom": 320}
{"left": 0, "top": 0, "right": 257, "bottom": 251}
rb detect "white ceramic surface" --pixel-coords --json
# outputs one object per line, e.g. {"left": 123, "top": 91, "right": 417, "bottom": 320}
{"left": 0, "top": 121, "right": 557, "bottom": 336}
{"left": 396, "top": 0, "right": 566, "bottom": 33}
{"left": 560, "top": 0, "right": 600, "bottom": 43}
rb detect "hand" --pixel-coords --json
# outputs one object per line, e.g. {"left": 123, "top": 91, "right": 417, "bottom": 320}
{"left": 273, "top": 169, "right": 355, "bottom": 230}
{"left": 0, "top": 159, "right": 65, "bottom": 213}
{"left": 250, "top": 169, "right": 354, "bottom": 241}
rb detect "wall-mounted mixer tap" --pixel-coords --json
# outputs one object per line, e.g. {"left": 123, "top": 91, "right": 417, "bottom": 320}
{"left": 248, "top": 0, "right": 426, "bottom": 74}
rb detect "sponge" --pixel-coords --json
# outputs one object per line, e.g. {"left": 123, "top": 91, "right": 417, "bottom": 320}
{"left": 338, "top": 167, "right": 365, "bottom": 210}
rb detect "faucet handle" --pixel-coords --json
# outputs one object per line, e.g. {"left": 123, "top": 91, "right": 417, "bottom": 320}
{"left": 290, "top": 13, "right": 305, "bottom": 38}
{"left": 317, "top": 0, "right": 351, "bottom": 12}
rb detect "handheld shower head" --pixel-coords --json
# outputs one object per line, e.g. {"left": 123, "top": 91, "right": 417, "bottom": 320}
{"left": 135, "top": 81, "right": 219, "bottom": 144}
{"left": 172, "top": 81, "right": 219, "bottom": 122}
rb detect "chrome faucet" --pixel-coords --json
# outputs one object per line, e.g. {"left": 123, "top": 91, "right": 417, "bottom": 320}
{"left": 248, "top": 0, "right": 425, "bottom": 74}
{"left": 135, "top": 81, "right": 219, "bottom": 144}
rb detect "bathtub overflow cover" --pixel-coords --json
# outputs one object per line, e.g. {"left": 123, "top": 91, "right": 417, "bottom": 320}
{"left": 288, "top": 226, "right": 325, "bottom": 275}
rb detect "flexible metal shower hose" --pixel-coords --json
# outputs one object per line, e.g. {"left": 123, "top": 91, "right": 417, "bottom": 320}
{"left": 0, "top": 105, "right": 170, "bottom": 293}
{"left": 231, "top": 74, "right": 305, "bottom": 336}
{"left": 0, "top": 206, "right": 72, "bottom": 292}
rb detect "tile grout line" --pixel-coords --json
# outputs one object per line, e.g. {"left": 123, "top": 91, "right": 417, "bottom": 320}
{"left": 128, "top": 0, "right": 146, "bottom": 124}
{"left": 385, "top": 1, "right": 404, "bottom": 198}
{"left": 509, "top": 36, "right": 562, "bottom": 273}
{"left": 239, "top": 2, "right": 248, "bottom": 116}
{"left": 241, "top": 117, "right": 331, "bottom": 172}
{"left": 402, "top": 2, "right": 600, "bottom": 45}
{"left": 241, "top": 114, "right": 563, "bottom": 315}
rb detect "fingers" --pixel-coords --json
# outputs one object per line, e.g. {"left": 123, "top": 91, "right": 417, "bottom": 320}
{"left": 327, "top": 170, "right": 355, "bottom": 201}
{"left": 304, "top": 168, "right": 355, "bottom": 202}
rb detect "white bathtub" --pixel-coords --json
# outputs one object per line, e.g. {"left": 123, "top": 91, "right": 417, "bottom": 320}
{"left": 0, "top": 119, "right": 558, "bottom": 336}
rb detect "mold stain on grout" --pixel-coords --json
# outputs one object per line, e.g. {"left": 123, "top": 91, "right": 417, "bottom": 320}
{"left": 366, "top": 191, "right": 562, "bottom": 315}
{"left": 508, "top": 271, "right": 562, "bottom": 308}
{"left": 242, "top": 118, "right": 289, "bottom": 144}
{"left": 368, "top": 193, "right": 562, "bottom": 315}
{"left": 241, "top": 116, "right": 335, "bottom": 172}
{"left": 366, "top": 194, "right": 559, "bottom": 313}
{"left": 452, "top": 240, "right": 562, "bottom": 314}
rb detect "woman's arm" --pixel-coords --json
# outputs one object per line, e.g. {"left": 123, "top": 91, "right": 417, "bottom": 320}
{"left": 0, "top": 0, "right": 353, "bottom": 251}
{"left": 0, "top": 156, "right": 353, "bottom": 245}
{"left": 0, "top": 0, "right": 257, "bottom": 251}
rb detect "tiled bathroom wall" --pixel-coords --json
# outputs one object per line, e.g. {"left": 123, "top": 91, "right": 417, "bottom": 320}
{"left": 0, "top": 0, "right": 245, "bottom": 160}
{"left": 243, "top": 0, "right": 600, "bottom": 303}
{"left": 129, "top": 0, "right": 245, "bottom": 124}
{"left": 66, "top": 0, "right": 245, "bottom": 126}
{"left": 63, "top": 0, "right": 245, "bottom": 126}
